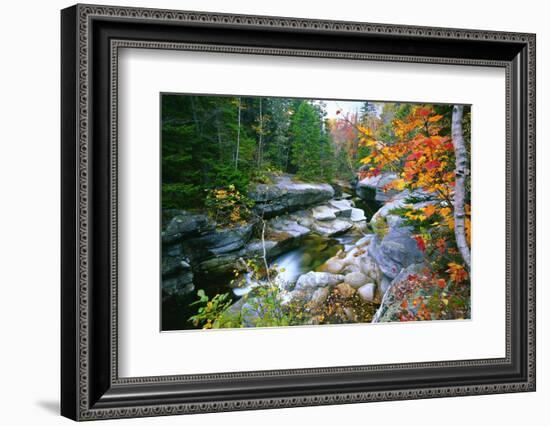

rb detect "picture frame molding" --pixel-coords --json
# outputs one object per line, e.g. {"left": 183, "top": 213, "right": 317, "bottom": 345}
{"left": 61, "top": 3, "right": 536, "bottom": 421}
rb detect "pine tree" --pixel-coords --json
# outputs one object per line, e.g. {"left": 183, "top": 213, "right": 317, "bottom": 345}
{"left": 289, "top": 101, "right": 323, "bottom": 180}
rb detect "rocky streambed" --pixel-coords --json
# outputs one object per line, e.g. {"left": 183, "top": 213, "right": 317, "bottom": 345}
{"left": 162, "top": 173, "right": 436, "bottom": 329}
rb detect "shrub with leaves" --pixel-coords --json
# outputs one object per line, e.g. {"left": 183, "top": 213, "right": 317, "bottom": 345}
{"left": 371, "top": 214, "right": 389, "bottom": 240}
{"left": 205, "top": 184, "right": 254, "bottom": 227}
{"left": 188, "top": 290, "right": 233, "bottom": 329}
{"left": 241, "top": 285, "right": 297, "bottom": 328}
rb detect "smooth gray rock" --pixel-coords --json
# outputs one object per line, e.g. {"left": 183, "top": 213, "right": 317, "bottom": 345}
{"left": 368, "top": 226, "right": 424, "bottom": 280}
{"left": 357, "top": 283, "right": 376, "bottom": 302}
{"left": 342, "top": 263, "right": 361, "bottom": 274}
{"left": 162, "top": 211, "right": 215, "bottom": 243}
{"left": 186, "top": 223, "right": 254, "bottom": 256}
{"left": 162, "top": 255, "right": 191, "bottom": 277}
{"left": 324, "top": 257, "right": 345, "bottom": 274}
{"left": 358, "top": 253, "right": 381, "bottom": 284}
{"left": 350, "top": 207, "right": 367, "bottom": 222}
{"left": 356, "top": 172, "right": 399, "bottom": 202}
{"left": 295, "top": 271, "right": 344, "bottom": 290}
{"left": 162, "top": 273, "right": 194, "bottom": 298}
{"left": 343, "top": 271, "right": 369, "bottom": 289}
{"left": 311, "top": 205, "right": 338, "bottom": 221}
{"left": 249, "top": 175, "right": 335, "bottom": 218}
{"left": 268, "top": 217, "right": 311, "bottom": 239}
{"left": 312, "top": 219, "right": 353, "bottom": 237}
{"left": 328, "top": 199, "right": 353, "bottom": 218}
{"left": 330, "top": 180, "right": 353, "bottom": 199}
{"left": 196, "top": 219, "right": 309, "bottom": 275}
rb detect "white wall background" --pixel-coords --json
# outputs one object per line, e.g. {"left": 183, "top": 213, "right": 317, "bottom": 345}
{"left": 0, "top": 0, "right": 546, "bottom": 424}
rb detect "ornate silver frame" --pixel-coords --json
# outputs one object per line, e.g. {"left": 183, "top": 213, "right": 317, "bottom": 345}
{"left": 61, "top": 4, "right": 536, "bottom": 421}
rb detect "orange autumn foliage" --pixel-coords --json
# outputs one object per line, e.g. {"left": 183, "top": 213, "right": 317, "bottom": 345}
{"left": 358, "top": 105, "right": 471, "bottom": 288}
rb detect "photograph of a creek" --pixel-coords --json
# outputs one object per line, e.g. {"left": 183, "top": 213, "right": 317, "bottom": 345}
{"left": 161, "top": 94, "right": 471, "bottom": 330}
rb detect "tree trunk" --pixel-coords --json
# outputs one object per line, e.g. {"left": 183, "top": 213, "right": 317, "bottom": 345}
{"left": 451, "top": 105, "right": 471, "bottom": 271}
{"left": 216, "top": 112, "right": 223, "bottom": 160}
{"left": 257, "top": 98, "right": 263, "bottom": 168}
{"left": 235, "top": 97, "right": 241, "bottom": 170}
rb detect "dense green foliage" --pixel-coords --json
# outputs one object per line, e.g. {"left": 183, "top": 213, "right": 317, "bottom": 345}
{"left": 162, "top": 95, "right": 340, "bottom": 209}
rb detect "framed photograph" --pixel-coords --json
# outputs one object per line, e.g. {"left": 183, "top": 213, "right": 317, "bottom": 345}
{"left": 61, "top": 4, "right": 536, "bottom": 421}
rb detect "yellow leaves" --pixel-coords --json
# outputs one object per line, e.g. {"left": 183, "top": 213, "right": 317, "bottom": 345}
{"left": 394, "top": 118, "right": 424, "bottom": 139}
{"left": 436, "top": 206, "right": 455, "bottom": 230}
{"left": 423, "top": 204, "right": 437, "bottom": 218}
{"left": 428, "top": 114, "right": 444, "bottom": 123}
{"left": 464, "top": 203, "right": 471, "bottom": 246}
{"left": 229, "top": 207, "right": 241, "bottom": 223}
{"left": 405, "top": 205, "right": 437, "bottom": 222}
{"left": 214, "top": 189, "right": 228, "bottom": 199}
{"left": 357, "top": 125, "right": 379, "bottom": 150}
{"left": 357, "top": 125, "right": 373, "bottom": 137}
{"left": 355, "top": 106, "right": 459, "bottom": 227}
{"left": 359, "top": 155, "right": 372, "bottom": 165}
{"left": 440, "top": 207, "right": 452, "bottom": 218}
{"left": 446, "top": 262, "right": 468, "bottom": 284}
{"left": 360, "top": 137, "right": 378, "bottom": 148}
{"left": 405, "top": 210, "right": 425, "bottom": 221}
{"left": 386, "top": 178, "right": 406, "bottom": 192}
{"left": 394, "top": 179, "right": 406, "bottom": 191}
{"left": 446, "top": 217, "right": 455, "bottom": 230}
{"left": 465, "top": 216, "right": 471, "bottom": 246}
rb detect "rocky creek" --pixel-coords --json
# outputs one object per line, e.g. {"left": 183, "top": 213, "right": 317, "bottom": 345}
{"left": 162, "top": 172, "right": 433, "bottom": 330}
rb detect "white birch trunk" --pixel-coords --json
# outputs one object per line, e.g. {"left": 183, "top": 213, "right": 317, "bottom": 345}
{"left": 451, "top": 105, "right": 471, "bottom": 271}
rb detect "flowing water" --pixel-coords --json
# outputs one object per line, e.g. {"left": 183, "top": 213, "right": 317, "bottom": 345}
{"left": 162, "top": 192, "right": 382, "bottom": 330}
{"left": 232, "top": 234, "right": 353, "bottom": 297}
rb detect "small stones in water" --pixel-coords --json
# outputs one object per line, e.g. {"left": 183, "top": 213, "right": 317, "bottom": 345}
{"left": 343, "top": 307, "right": 358, "bottom": 322}
{"left": 335, "top": 282, "right": 356, "bottom": 298}
{"left": 359, "top": 255, "right": 381, "bottom": 283}
{"left": 324, "top": 258, "right": 345, "bottom": 274}
{"left": 342, "top": 263, "right": 361, "bottom": 274}
{"left": 357, "top": 283, "right": 376, "bottom": 302}
{"left": 344, "top": 271, "right": 369, "bottom": 289}
{"left": 295, "top": 271, "right": 345, "bottom": 290}
{"left": 309, "top": 287, "right": 330, "bottom": 308}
